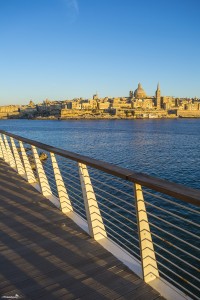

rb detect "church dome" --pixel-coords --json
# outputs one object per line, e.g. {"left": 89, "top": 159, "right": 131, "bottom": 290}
{"left": 134, "top": 83, "right": 146, "bottom": 98}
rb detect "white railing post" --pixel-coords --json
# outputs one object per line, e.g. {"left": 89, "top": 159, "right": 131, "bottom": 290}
{"left": 134, "top": 183, "right": 159, "bottom": 283}
{"left": 10, "top": 138, "right": 26, "bottom": 177}
{"left": 50, "top": 153, "right": 73, "bottom": 213}
{"left": 78, "top": 162, "right": 107, "bottom": 241}
{"left": 19, "top": 141, "right": 36, "bottom": 184}
{"left": 3, "top": 135, "right": 16, "bottom": 169}
{"left": 0, "top": 134, "right": 9, "bottom": 162}
{"left": 0, "top": 136, "right": 4, "bottom": 159}
{"left": 32, "top": 145, "right": 52, "bottom": 197}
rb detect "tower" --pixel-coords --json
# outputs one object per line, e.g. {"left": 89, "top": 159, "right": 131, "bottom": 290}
{"left": 155, "top": 83, "right": 161, "bottom": 109}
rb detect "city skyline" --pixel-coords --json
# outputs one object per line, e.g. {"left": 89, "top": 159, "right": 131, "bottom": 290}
{"left": 0, "top": 81, "right": 199, "bottom": 107}
{"left": 0, "top": 0, "right": 200, "bottom": 105}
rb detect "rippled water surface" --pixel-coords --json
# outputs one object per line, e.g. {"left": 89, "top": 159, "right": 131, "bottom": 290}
{"left": 1, "top": 118, "right": 200, "bottom": 188}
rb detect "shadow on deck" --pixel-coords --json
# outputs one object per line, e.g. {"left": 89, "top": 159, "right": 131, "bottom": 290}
{"left": 0, "top": 159, "right": 165, "bottom": 300}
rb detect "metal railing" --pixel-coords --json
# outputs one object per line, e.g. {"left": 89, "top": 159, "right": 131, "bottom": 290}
{"left": 0, "top": 130, "right": 199, "bottom": 300}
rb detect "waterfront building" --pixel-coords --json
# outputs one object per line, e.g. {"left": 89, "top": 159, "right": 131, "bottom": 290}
{"left": 98, "top": 101, "right": 110, "bottom": 110}
{"left": 161, "top": 96, "right": 174, "bottom": 110}
{"left": 81, "top": 99, "right": 98, "bottom": 110}
{"left": 0, "top": 105, "right": 20, "bottom": 119}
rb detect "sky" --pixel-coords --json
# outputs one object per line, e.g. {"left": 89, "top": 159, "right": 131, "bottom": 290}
{"left": 0, "top": 0, "right": 200, "bottom": 105}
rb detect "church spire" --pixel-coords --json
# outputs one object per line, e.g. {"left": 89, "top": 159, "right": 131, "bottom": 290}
{"left": 155, "top": 82, "right": 161, "bottom": 109}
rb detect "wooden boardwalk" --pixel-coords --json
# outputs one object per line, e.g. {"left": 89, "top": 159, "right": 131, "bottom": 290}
{"left": 0, "top": 159, "right": 165, "bottom": 300}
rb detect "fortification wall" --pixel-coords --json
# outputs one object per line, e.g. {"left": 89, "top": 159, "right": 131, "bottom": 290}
{"left": 177, "top": 110, "right": 200, "bottom": 118}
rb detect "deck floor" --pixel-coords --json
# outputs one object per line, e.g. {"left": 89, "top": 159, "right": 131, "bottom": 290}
{"left": 0, "top": 159, "right": 165, "bottom": 300}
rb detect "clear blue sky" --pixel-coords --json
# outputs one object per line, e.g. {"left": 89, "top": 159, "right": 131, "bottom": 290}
{"left": 0, "top": 0, "right": 200, "bottom": 105}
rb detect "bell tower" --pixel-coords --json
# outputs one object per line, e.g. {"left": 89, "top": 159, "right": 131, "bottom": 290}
{"left": 155, "top": 83, "right": 161, "bottom": 109}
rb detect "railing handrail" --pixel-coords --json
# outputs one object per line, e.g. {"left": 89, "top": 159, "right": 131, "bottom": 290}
{"left": 1, "top": 129, "right": 200, "bottom": 207}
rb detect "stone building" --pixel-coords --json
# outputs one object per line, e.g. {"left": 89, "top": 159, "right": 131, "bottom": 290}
{"left": 133, "top": 98, "right": 153, "bottom": 109}
{"left": 81, "top": 99, "right": 98, "bottom": 110}
{"left": 0, "top": 105, "right": 20, "bottom": 119}
{"left": 161, "top": 96, "right": 174, "bottom": 110}
{"left": 98, "top": 102, "right": 110, "bottom": 110}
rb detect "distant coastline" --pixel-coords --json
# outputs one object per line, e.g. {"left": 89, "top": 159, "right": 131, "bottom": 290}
{"left": 1, "top": 82, "right": 200, "bottom": 120}
{"left": 2, "top": 113, "right": 200, "bottom": 121}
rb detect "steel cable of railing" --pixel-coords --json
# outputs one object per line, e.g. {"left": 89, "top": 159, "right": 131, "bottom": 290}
{"left": 104, "top": 228, "right": 141, "bottom": 260}
{"left": 65, "top": 194, "right": 85, "bottom": 213}
{"left": 61, "top": 176, "right": 81, "bottom": 189}
{"left": 66, "top": 187, "right": 84, "bottom": 204}
{"left": 89, "top": 168, "right": 133, "bottom": 189}
{"left": 100, "top": 219, "right": 139, "bottom": 253}
{"left": 147, "top": 212, "right": 200, "bottom": 252}
{"left": 96, "top": 199, "right": 137, "bottom": 232}
{"left": 98, "top": 206, "right": 139, "bottom": 246}
{"left": 156, "top": 260, "right": 200, "bottom": 296}
{"left": 144, "top": 200, "right": 200, "bottom": 230}
{"left": 158, "top": 269, "right": 199, "bottom": 300}
{"left": 155, "top": 250, "right": 200, "bottom": 286}
{"left": 152, "top": 238, "right": 199, "bottom": 272}
{"left": 59, "top": 168, "right": 82, "bottom": 185}
{"left": 143, "top": 189, "right": 200, "bottom": 215}
{"left": 95, "top": 226, "right": 141, "bottom": 260}
{"left": 52, "top": 170, "right": 80, "bottom": 187}
{"left": 62, "top": 181, "right": 83, "bottom": 195}
{"left": 97, "top": 201, "right": 138, "bottom": 231}
{"left": 51, "top": 186, "right": 58, "bottom": 196}
{"left": 149, "top": 223, "right": 200, "bottom": 262}
{"left": 44, "top": 176, "right": 57, "bottom": 189}
{"left": 87, "top": 172, "right": 134, "bottom": 199}
{"left": 61, "top": 172, "right": 80, "bottom": 182}
{"left": 60, "top": 164, "right": 80, "bottom": 176}
{"left": 91, "top": 180, "right": 136, "bottom": 210}
{"left": 94, "top": 191, "right": 137, "bottom": 219}
{"left": 65, "top": 195, "right": 86, "bottom": 219}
